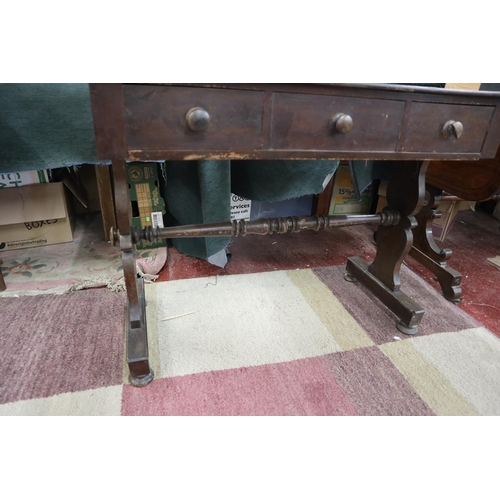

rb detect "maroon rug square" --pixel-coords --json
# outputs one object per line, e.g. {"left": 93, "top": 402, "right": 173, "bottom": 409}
{"left": 121, "top": 356, "right": 359, "bottom": 416}
{"left": 323, "top": 347, "right": 434, "bottom": 416}
{"left": 0, "top": 289, "right": 125, "bottom": 404}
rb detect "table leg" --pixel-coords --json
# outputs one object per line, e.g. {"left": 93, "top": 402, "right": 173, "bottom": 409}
{"left": 345, "top": 161, "right": 428, "bottom": 335}
{"left": 0, "top": 260, "right": 6, "bottom": 292}
{"left": 113, "top": 159, "right": 154, "bottom": 387}
{"left": 409, "top": 185, "right": 462, "bottom": 303}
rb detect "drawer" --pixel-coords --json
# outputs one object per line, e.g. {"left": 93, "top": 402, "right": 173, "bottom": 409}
{"left": 124, "top": 85, "right": 265, "bottom": 151}
{"left": 402, "top": 102, "right": 494, "bottom": 154}
{"left": 270, "top": 93, "right": 405, "bottom": 151}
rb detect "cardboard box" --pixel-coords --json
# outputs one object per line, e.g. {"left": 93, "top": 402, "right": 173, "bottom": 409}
{"left": 329, "top": 164, "right": 373, "bottom": 215}
{"left": 0, "top": 182, "right": 74, "bottom": 252}
{"left": 0, "top": 169, "right": 48, "bottom": 189}
{"left": 445, "top": 83, "right": 481, "bottom": 91}
{"left": 375, "top": 180, "right": 388, "bottom": 213}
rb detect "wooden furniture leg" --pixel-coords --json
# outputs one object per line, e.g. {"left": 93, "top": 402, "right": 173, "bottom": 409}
{"left": 112, "top": 159, "right": 154, "bottom": 387}
{"left": 0, "top": 260, "right": 6, "bottom": 291}
{"left": 95, "top": 164, "right": 117, "bottom": 242}
{"left": 409, "top": 185, "right": 462, "bottom": 303}
{"left": 345, "top": 161, "right": 429, "bottom": 335}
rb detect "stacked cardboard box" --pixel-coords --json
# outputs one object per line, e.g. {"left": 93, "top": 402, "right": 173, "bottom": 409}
{"left": 0, "top": 182, "right": 74, "bottom": 252}
{"left": 329, "top": 164, "right": 374, "bottom": 215}
{"left": 0, "top": 169, "right": 48, "bottom": 188}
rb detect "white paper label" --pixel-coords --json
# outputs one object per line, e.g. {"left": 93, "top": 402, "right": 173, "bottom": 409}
{"left": 151, "top": 211, "right": 164, "bottom": 228}
{"left": 230, "top": 194, "right": 252, "bottom": 221}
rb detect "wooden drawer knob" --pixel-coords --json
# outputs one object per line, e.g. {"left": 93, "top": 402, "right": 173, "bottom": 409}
{"left": 442, "top": 120, "right": 464, "bottom": 139}
{"left": 332, "top": 113, "right": 353, "bottom": 134}
{"left": 186, "top": 107, "right": 211, "bottom": 131}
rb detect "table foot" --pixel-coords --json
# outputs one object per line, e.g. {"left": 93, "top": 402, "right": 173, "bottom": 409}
{"left": 346, "top": 256, "right": 425, "bottom": 334}
{"left": 344, "top": 272, "right": 358, "bottom": 283}
{"left": 129, "top": 369, "right": 154, "bottom": 387}
{"left": 411, "top": 185, "right": 463, "bottom": 304}
{"left": 396, "top": 321, "right": 419, "bottom": 335}
{"left": 410, "top": 246, "right": 462, "bottom": 303}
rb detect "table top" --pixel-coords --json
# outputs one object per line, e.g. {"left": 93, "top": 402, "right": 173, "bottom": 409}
{"left": 90, "top": 83, "right": 500, "bottom": 163}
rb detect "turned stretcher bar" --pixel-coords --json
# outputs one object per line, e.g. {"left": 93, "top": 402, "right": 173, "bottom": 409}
{"left": 110, "top": 211, "right": 404, "bottom": 246}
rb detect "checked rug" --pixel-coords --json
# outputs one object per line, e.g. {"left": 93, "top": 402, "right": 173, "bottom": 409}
{"left": 1, "top": 265, "right": 500, "bottom": 416}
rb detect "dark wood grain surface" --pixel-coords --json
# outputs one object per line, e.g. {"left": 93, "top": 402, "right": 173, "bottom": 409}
{"left": 401, "top": 102, "right": 494, "bottom": 154}
{"left": 89, "top": 84, "right": 127, "bottom": 160}
{"left": 427, "top": 145, "right": 500, "bottom": 200}
{"left": 91, "top": 83, "right": 500, "bottom": 163}
{"left": 270, "top": 93, "right": 405, "bottom": 152}
{"left": 124, "top": 85, "right": 265, "bottom": 152}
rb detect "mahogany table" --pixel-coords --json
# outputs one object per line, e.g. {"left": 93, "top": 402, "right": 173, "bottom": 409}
{"left": 90, "top": 83, "right": 500, "bottom": 386}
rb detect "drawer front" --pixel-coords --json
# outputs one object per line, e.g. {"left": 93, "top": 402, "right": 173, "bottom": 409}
{"left": 124, "top": 86, "right": 264, "bottom": 151}
{"left": 402, "top": 103, "right": 494, "bottom": 153}
{"left": 270, "top": 93, "right": 405, "bottom": 151}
